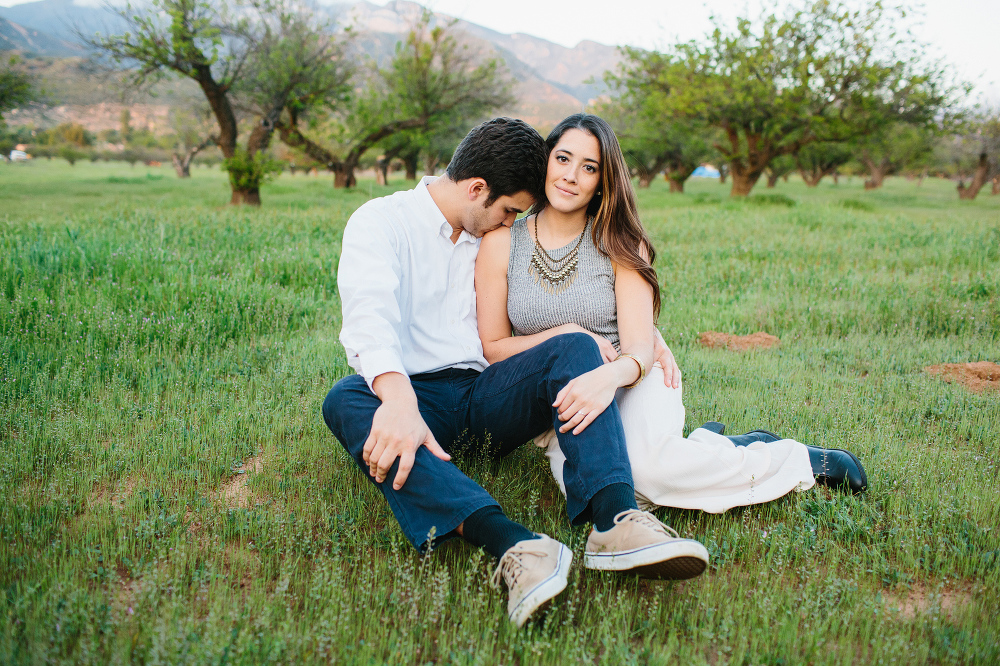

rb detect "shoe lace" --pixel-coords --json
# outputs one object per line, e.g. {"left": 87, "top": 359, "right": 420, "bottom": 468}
{"left": 615, "top": 509, "right": 681, "bottom": 539}
{"left": 490, "top": 542, "right": 549, "bottom": 590}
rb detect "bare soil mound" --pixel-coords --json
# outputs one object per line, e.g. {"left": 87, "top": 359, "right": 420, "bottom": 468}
{"left": 698, "top": 331, "right": 781, "bottom": 351}
{"left": 216, "top": 454, "right": 265, "bottom": 508}
{"left": 925, "top": 361, "right": 1000, "bottom": 393}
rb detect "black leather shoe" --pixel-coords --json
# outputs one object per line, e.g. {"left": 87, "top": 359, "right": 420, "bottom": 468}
{"left": 808, "top": 446, "right": 868, "bottom": 495}
{"left": 698, "top": 421, "right": 726, "bottom": 435}
{"left": 725, "top": 428, "right": 782, "bottom": 446}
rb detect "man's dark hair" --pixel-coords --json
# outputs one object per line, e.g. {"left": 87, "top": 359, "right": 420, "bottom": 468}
{"left": 446, "top": 117, "right": 547, "bottom": 205}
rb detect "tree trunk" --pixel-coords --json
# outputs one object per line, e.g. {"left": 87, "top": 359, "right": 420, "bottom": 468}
{"left": 957, "top": 153, "right": 990, "bottom": 200}
{"left": 728, "top": 154, "right": 765, "bottom": 196}
{"left": 230, "top": 188, "right": 260, "bottom": 206}
{"left": 171, "top": 135, "right": 215, "bottom": 178}
{"left": 425, "top": 152, "right": 439, "bottom": 177}
{"left": 276, "top": 118, "right": 341, "bottom": 174}
{"left": 863, "top": 156, "right": 890, "bottom": 189}
{"left": 992, "top": 175, "right": 999, "bottom": 195}
{"left": 375, "top": 156, "right": 389, "bottom": 186}
{"left": 730, "top": 173, "right": 761, "bottom": 196}
{"left": 403, "top": 152, "right": 419, "bottom": 180}
{"left": 172, "top": 153, "right": 191, "bottom": 178}
{"left": 717, "top": 128, "right": 775, "bottom": 195}
{"left": 832, "top": 171, "right": 840, "bottom": 185}
{"left": 193, "top": 65, "right": 244, "bottom": 204}
{"left": 917, "top": 168, "right": 927, "bottom": 187}
{"left": 638, "top": 173, "right": 654, "bottom": 188}
{"left": 799, "top": 169, "right": 825, "bottom": 187}
{"left": 334, "top": 164, "right": 357, "bottom": 188}
{"left": 668, "top": 179, "right": 684, "bottom": 193}
{"left": 766, "top": 173, "right": 779, "bottom": 188}
{"left": 194, "top": 66, "right": 237, "bottom": 159}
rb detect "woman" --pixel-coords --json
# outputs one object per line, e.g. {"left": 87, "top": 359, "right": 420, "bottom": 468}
{"left": 475, "top": 114, "right": 865, "bottom": 513}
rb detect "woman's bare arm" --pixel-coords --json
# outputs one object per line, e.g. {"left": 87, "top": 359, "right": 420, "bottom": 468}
{"left": 613, "top": 261, "right": 656, "bottom": 383}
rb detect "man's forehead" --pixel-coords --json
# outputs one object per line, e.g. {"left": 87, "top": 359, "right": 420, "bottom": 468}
{"left": 503, "top": 191, "right": 536, "bottom": 211}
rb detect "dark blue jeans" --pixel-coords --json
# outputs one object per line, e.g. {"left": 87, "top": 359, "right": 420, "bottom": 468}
{"left": 322, "top": 333, "right": 633, "bottom": 550}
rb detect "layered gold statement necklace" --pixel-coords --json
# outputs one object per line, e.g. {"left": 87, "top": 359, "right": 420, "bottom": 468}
{"left": 528, "top": 213, "right": 588, "bottom": 294}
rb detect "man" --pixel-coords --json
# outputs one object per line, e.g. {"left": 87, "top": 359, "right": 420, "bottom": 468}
{"left": 322, "top": 117, "right": 709, "bottom": 628}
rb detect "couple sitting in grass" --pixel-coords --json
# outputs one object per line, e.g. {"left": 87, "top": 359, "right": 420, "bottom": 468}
{"left": 322, "top": 115, "right": 867, "bottom": 627}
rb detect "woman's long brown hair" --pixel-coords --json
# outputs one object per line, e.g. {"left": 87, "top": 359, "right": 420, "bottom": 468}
{"left": 532, "top": 113, "right": 661, "bottom": 318}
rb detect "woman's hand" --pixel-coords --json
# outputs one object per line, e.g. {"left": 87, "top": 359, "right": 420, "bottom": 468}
{"left": 653, "top": 328, "right": 682, "bottom": 389}
{"left": 555, "top": 323, "right": 617, "bottom": 363}
{"left": 552, "top": 364, "right": 620, "bottom": 435}
{"left": 552, "top": 350, "right": 644, "bottom": 434}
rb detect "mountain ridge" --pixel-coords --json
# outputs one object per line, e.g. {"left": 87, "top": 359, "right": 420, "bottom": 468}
{"left": 0, "top": 0, "right": 623, "bottom": 127}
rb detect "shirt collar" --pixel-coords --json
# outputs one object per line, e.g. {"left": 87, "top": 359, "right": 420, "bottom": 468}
{"left": 415, "top": 176, "right": 477, "bottom": 246}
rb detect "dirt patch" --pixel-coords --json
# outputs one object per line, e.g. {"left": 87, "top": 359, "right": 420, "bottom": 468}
{"left": 925, "top": 361, "right": 1000, "bottom": 393}
{"left": 216, "top": 454, "right": 265, "bottom": 509}
{"left": 883, "top": 582, "right": 971, "bottom": 620}
{"left": 112, "top": 475, "right": 139, "bottom": 507}
{"left": 698, "top": 331, "right": 781, "bottom": 351}
{"left": 114, "top": 564, "right": 138, "bottom": 617}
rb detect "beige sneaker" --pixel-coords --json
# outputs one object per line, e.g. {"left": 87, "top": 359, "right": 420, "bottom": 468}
{"left": 584, "top": 509, "right": 708, "bottom": 579}
{"left": 490, "top": 534, "right": 572, "bottom": 628}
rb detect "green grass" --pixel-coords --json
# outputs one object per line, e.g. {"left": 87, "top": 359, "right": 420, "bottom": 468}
{"left": 1, "top": 160, "right": 999, "bottom": 664}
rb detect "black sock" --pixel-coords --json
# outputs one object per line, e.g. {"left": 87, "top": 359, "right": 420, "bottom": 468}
{"left": 462, "top": 505, "right": 537, "bottom": 560}
{"left": 590, "top": 482, "right": 638, "bottom": 532}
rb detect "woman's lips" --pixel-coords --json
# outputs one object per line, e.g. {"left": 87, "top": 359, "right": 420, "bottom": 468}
{"left": 554, "top": 185, "right": 576, "bottom": 196}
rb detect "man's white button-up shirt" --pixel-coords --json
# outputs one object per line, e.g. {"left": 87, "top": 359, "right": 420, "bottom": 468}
{"left": 338, "top": 177, "right": 488, "bottom": 390}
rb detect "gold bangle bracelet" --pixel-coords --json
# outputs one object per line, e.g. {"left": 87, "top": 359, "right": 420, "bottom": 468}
{"left": 616, "top": 352, "right": 646, "bottom": 389}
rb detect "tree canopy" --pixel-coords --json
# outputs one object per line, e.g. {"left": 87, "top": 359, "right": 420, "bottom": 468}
{"left": 621, "top": 0, "right": 955, "bottom": 196}
{"left": 0, "top": 54, "right": 36, "bottom": 125}
{"left": 277, "top": 13, "right": 514, "bottom": 188}
{"left": 92, "top": 0, "right": 351, "bottom": 204}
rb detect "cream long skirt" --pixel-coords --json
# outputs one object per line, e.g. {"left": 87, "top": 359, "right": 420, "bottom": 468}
{"left": 537, "top": 364, "right": 816, "bottom": 513}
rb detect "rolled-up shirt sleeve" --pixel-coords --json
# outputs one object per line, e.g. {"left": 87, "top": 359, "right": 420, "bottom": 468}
{"left": 338, "top": 208, "right": 407, "bottom": 390}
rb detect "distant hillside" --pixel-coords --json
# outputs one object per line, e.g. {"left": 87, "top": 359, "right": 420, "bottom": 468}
{"left": 0, "top": 16, "right": 81, "bottom": 56}
{"left": 323, "top": 1, "right": 622, "bottom": 125}
{"left": 1, "top": 0, "right": 624, "bottom": 128}
{"left": 0, "top": 0, "right": 123, "bottom": 45}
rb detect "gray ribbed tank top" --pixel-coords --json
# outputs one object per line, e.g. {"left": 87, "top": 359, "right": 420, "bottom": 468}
{"left": 507, "top": 216, "right": 619, "bottom": 348}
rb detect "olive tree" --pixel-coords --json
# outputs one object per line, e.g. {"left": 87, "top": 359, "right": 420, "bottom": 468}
{"left": 0, "top": 54, "right": 36, "bottom": 124}
{"left": 627, "top": 0, "right": 952, "bottom": 196}
{"left": 276, "top": 14, "right": 513, "bottom": 188}
{"left": 600, "top": 50, "right": 713, "bottom": 192}
{"left": 92, "top": 0, "right": 352, "bottom": 205}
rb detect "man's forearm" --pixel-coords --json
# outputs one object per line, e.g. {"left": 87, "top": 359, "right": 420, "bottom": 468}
{"left": 371, "top": 371, "right": 418, "bottom": 408}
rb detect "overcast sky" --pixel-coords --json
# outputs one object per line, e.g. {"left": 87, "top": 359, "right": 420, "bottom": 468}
{"left": 411, "top": 0, "right": 998, "bottom": 104}
{"left": 2, "top": 0, "right": 995, "bottom": 102}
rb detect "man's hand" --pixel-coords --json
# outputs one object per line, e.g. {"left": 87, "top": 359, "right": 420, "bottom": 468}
{"left": 653, "top": 328, "right": 682, "bottom": 388}
{"left": 366, "top": 373, "right": 450, "bottom": 490}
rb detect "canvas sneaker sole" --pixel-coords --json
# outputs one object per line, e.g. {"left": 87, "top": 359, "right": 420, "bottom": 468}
{"left": 508, "top": 543, "right": 573, "bottom": 628}
{"left": 584, "top": 539, "right": 709, "bottom": 580}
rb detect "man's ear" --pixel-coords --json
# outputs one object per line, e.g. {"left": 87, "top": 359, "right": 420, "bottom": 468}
{"left": 466, "top": 178, "right": 489, "bottom": 202}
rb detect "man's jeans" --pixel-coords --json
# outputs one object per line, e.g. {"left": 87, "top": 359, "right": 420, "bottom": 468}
{"left": 322, "top": 333, "right": 633, "bottom": 550}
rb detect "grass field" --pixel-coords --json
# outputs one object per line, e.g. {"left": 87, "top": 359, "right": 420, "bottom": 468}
{"left": 2, "top": 160, "right": 999, "bottom": 664}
